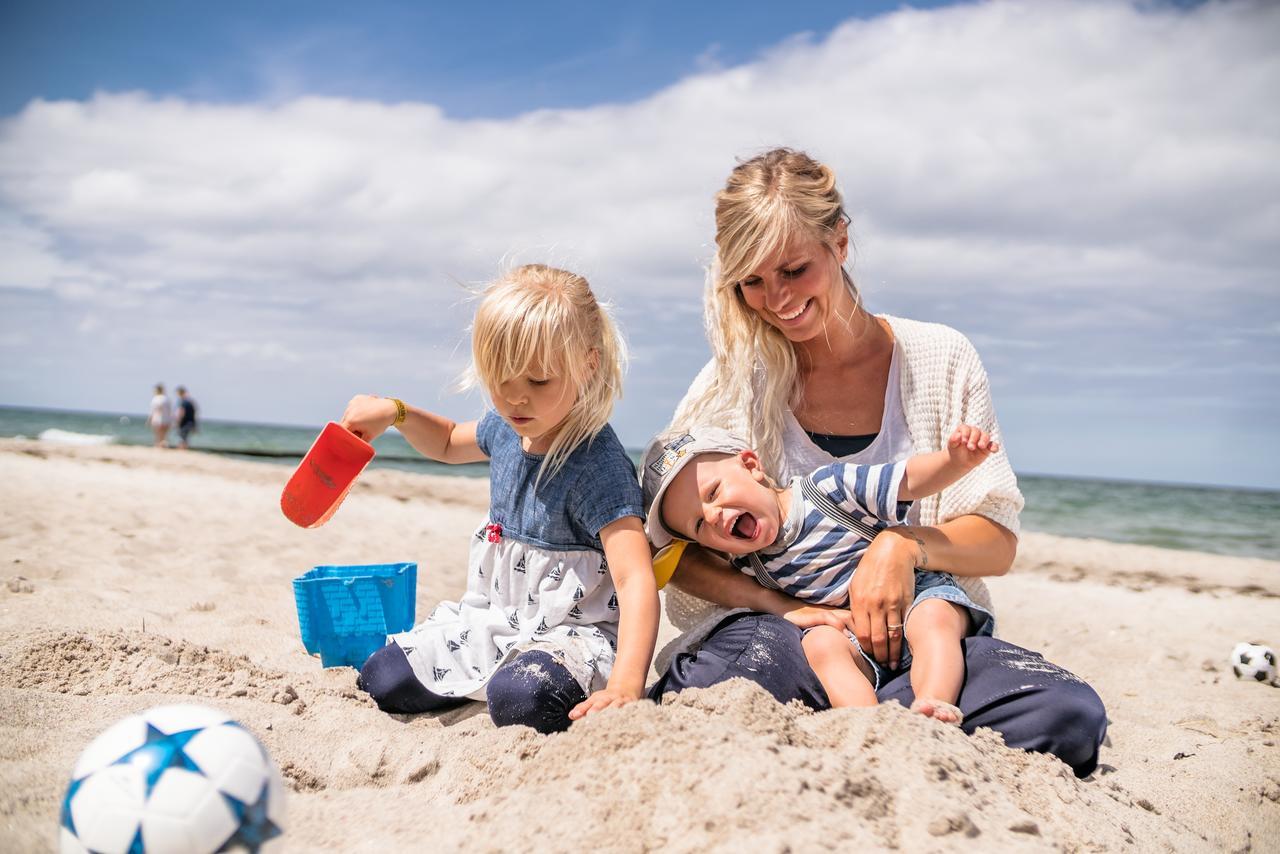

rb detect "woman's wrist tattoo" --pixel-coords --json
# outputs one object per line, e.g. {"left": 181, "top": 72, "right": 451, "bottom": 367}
{"left": 907, "top": 532, "right": 929, "bottom": 568}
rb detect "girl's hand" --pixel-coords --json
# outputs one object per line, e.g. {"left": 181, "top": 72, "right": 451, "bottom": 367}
{"left": 781, "top": 604, "right": 854, "bottom": 634}
{"left": 568, "top": 686, "right": 644, "bottom": 721}
{"left": 339, "top": 394, "right": 398, "bottom": 442}
{"left": 846, "top": 529, "right": 919, "bottom": 669}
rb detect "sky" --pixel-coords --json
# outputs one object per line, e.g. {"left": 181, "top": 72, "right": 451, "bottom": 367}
{"left": 1, "top": 0, "right": 1277, "bottom": 489}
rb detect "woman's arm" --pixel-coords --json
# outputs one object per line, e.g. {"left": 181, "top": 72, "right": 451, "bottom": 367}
{"left": 847, "top": 513, "right": 1017, "bottom": 669}
{"left": 340, "top": 394, "right": 486, "bottom": 463}
{"left": 886, "top": 514, "right": 1017, "bottom": 578}
{"left": 845, "top": 327, "right": 1023, "bottom": 668}
{"left": 569, "top": 516, "right": 659, "bottom": 719}
{"left": 671, "top": 544, "right": 855, "bottom": 633}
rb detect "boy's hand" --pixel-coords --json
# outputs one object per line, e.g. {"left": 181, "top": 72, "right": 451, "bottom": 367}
{"left": 947, "top": 424, "right": 998, "bottom": 469}
{"left": 569, "top": 686, "right": 644, "bottom": 721}
{"left": 782, "top": 604, "right": 855, "bottom": 635}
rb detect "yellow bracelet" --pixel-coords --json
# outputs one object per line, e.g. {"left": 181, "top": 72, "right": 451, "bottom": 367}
{"left": 391, "top": 397, "right": 407, "bottom": 426}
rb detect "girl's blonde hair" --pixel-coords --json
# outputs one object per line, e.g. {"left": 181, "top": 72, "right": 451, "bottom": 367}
{"left": 468, "top": 264, "right": 626, "bottom": 483}
{"left": 671, "top": 148, "right": 860, "bottom": 471}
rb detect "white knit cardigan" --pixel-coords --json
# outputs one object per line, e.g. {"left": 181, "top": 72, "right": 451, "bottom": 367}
{"left": 661, "top": 314, "right": 1025, "bottom": 655}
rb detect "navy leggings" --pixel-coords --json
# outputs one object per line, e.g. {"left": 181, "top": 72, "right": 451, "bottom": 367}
{"left": 358, "top": 644, "right": 587, "bottom": 734}
{"left": 648, "top": 612, "right": 1108, "bottom": 777}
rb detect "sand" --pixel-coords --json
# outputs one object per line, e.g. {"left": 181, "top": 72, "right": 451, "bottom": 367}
{"left": 0, "top": 438, "right": 1277, "bottom": 852}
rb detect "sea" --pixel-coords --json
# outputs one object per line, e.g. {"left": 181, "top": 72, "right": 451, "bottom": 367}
{"left": 2, "top": 405, "right": 1277, "bottom": 562}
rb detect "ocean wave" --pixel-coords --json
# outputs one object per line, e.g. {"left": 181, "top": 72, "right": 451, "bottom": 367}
{"left": 38, "top": 429, "right": 115, "bottom": 446}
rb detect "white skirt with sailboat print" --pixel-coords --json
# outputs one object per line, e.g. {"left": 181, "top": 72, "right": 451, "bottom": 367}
{"left": 389, "top": 521, "right": 620, "bottom": 701}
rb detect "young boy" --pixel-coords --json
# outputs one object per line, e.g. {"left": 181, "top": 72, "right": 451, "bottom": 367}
{"left": 641, "top": 425, "right": 999, "bottom": 723}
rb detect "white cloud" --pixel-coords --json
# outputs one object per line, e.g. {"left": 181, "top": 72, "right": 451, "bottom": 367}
{"left": 0, "top": 0, "right": 1277, "bottom": 485}
{"left": 180, "top": 339, "right": 303, "bottom": 363}
{"left": 0, "top": 217, "right": 67, "bottom": 289}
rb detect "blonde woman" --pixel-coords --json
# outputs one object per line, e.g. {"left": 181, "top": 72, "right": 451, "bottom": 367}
{"left": 341, "top": 265, "right": 658, "bottom": 733}
{"left": 650, "top": 149, "right": 1106, "bottom": 776}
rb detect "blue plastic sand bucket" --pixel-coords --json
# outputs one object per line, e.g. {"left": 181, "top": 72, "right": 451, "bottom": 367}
{"left": 293, "top": 563, "right": 417, "bottom": 668}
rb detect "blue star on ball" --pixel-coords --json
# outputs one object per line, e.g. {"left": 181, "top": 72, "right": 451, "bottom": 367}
{"left": 61, "top": 723, "right": 206, "bottom": 841}
{"left": 218, "top": 781, "right": 284, "bottom": 852}
{"left": 121, "top": 724, "right": 205, "bottom": 792}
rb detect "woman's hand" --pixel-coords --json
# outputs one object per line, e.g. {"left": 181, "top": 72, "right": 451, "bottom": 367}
{"left": 339, "top": 394, "right": 398, "bottom": 442}
{"left": 781, "top": 603, "right": 854, "bottom": 634}
{"left": 847, "top": 529, "right": 920, "bottom": 669}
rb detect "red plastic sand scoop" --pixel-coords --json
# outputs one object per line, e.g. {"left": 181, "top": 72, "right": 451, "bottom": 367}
{"left": 281, "top": 422, "right": 375, "bottom": 528}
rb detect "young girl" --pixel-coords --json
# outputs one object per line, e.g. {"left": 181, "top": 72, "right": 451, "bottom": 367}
{"left": 342, "top": 264, "right": 658, "bottom": 734}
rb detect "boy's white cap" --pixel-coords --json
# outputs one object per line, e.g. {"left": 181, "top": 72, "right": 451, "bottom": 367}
{"left": 641, "top": 426, "right": 749, "bottom": 548}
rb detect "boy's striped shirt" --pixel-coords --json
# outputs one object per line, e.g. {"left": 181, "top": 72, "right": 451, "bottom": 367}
{"left": 731, "top": 460, "right": 911, "bottom": 606}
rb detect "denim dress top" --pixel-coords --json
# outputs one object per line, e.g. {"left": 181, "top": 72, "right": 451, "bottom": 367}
{"left": 388, "top": 410, "right": 645, "bottom": 701}
{"left": 477, "top": 410, "right": 644, "bottom": 551}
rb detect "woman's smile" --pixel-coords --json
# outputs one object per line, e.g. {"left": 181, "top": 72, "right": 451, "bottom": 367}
{"left": 774, "top": 299, "right": 812, "bottom": 323}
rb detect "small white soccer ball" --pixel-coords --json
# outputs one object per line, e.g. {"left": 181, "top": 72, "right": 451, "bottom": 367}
{"left": 1230, "top": 642, "right": 1277, "bottom": 685}
{"left": 60, "top": 704, "right": 285, "bottom": 854}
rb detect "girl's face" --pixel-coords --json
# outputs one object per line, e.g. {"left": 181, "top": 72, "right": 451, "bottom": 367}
{"left": 494, "top": 366, "right": 577, "bottom": 454}
{"left": 735, "top": 222, "right": 854, "bottom": 344}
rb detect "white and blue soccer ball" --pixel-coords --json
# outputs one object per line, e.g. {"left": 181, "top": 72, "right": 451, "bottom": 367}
{"left": 60, "top": 704, "right": 285, "bottom": 854}
{"left": 1230, "top": 642, "right": 1277, "bottom": 685}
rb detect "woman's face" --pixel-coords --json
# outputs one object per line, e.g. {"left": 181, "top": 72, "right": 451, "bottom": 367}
{"left": 735, "top": 222, "right": 853, "bottom": 344}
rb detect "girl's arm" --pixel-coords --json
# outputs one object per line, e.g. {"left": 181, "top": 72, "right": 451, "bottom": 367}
{"left": 569, "top": 516, "right": 659, "bottom": 719}
{"left": 670, "top": 543, "right": 855, "bottom": 634}
{"left": 340, "top": 394, "right": 487, "bottom": 463}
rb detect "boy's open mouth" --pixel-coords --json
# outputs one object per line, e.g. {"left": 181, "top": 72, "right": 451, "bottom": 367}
{"left": 731, "top": 512, "right": 758, "bottom": 540}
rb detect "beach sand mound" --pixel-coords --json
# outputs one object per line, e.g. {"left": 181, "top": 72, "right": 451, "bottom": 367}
{"left": 409, "top": 678, "right": 1189, "bottom": 853}
{"left": 207, "top": 673, "right": 1203, "bottom": 853}
{"left": 0, "top": 629, "right": 313, "bottom": 711}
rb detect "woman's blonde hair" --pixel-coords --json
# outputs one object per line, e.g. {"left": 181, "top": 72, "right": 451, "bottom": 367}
{"left": 671, "top": 148, "right": 860, "bottom": 471}
{"left": 468, "top": 264, "right": 626, "bottom": 483}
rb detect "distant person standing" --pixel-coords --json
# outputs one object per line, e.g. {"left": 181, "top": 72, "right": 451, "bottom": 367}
{"left": 175, "top": 386, "right": 198, "bottom": 450}
{"left": 148, "top": 384, "right": 172, "bottom": 448}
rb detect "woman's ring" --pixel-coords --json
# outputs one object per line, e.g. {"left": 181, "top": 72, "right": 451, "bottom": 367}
{"left": 888, "top": 623, "right": 904, "bottom": 629}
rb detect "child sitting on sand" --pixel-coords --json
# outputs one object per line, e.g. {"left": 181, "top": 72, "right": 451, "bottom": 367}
{"left": 642, "top": 424, "right": 998, "bottom": 723}
{"left": 343, "top": 265, "right": 658, "bottom": 733}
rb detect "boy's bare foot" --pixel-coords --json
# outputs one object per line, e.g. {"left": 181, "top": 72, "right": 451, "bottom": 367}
{"left": 910, "top": 697, "right": 964, "bottom": 725}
